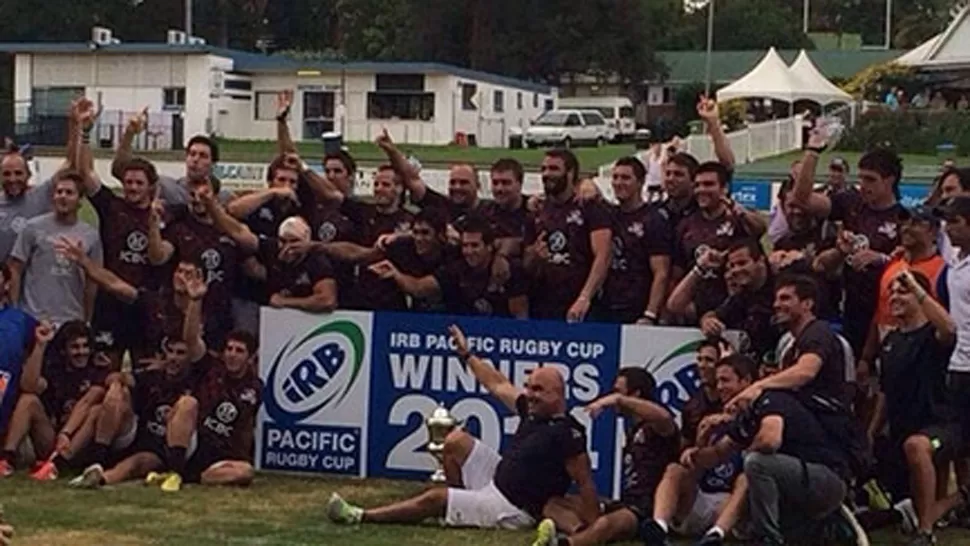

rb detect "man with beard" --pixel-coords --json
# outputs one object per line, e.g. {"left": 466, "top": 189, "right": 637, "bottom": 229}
{"left": 8, "top": 170, "right": 102, "bottom": 327}
{"left": 112, "top": 108, "right": 233, "bottom": 205}
{"left": 524, "top": 149, "right": 611, "bottom": 322}
{"left": 639, "top": 355, "right": 755, "bottom": 546}
{"left": 4, "top": 321, "right": 112, "bottom": 481}
{"left": 319, "top": 210, "right": 454, "bottom": 312}
{"left": 327, "top": 325, "right": 596, "bottom": 532}
{"left": 68, "top": 99, "right": 160, "bottom": 362}
{"left": 727, "top": 275, "right": 849, "bottom": 411}
{"left": 148, "top": 175, "right": 241, "bottom": 349}
{"left": 76, "top": 331, "right": 262, "bottom": 492}
{"left": 600, "top": 157, "right": 672, "bottom": 324}
{"left": 695, "top": 240, "right": 778, "bottom": 363}
{"left": 368, "top": 214, "right": 528, "bottom": 318}
{"left": 859, "top": 206, "right": 945, "bottom": 383}
{"left": 377, "top": 129, "right": 480, "bottom": 225}
{"left": 203, "top": 195, "right": 338, "bottom": 313}
{"left": 0, "top": 321, "right": 51, "bottom": 477}
{"left": 532, "top": 368, "right": 678, "bottom": 546}
{"left": 0, "top": 149, "right": 53, "bottom": 262}
{"left": 69, "top": 272, "right": 208, "bottom": 492}
{"left": 671, "top": 162, "right": 765, "bottom": 322}
{"left": 793, "top": 131, "right": 905, "bottom": 362}
{"left": 480, "top": 158, "right": 531, "bottom": 258}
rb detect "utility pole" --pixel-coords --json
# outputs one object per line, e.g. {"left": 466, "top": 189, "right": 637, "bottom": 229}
{"left": 803, "top": 0, "right": 810, "bottom": 34}
{"left": 185, "top": 0, "right": 193, "bottom": 36}
{"left": 705, "top": 0, "right": 715, "bottom": 96}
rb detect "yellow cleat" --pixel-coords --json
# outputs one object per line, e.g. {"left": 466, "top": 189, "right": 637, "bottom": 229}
{"left": 144, "top": 471, "right": 169, "bottom": 487}
{"left": 161, "top": 472, "right": 183, "bottom": 493}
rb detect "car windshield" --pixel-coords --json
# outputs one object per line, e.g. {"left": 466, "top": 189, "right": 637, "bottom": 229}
{"left": 534, "top": 112, "right": 569, "bottom": 126}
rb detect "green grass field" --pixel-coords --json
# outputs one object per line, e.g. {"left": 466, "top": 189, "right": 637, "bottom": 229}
{"left": 1, "top": 473, "right": 969, "bottom": 546}
{"left": 36, "top": 140, "right": 949, "bottom": 180}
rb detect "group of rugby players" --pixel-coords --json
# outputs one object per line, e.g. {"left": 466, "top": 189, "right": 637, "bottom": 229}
{"left": 2, "top": 90, "right": 970, "bottom": 546}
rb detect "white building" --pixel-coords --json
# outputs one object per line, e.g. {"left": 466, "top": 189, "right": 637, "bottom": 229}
{"left": 1, "top": 28, "right": 556, "bottom": 149}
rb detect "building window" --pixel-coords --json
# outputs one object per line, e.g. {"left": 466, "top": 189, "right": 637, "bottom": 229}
{"left": 367, "top": 92, "right": 435, "bottom": 121}
{"left": 533, "top": 93, "right": 539, "bottom": 108}
{"left": 254, "top": 92, "right": 279, "bottom": 120}
{"left": 224, "top": 79, "right": 252, "bottom": 91}
{"left": 461, "top": 83, "right": 478, "bottom": 111}
{"left": 31, "top": 87, "right": 84, "bottom": 116}
{"left": 163, "top": 87, "right": 186, "bottom": 111}
{"left": 375, "top": 74, "right": 425, "bottom": 92}
{"left": 517, "top": 92, "right": 523, "bottom": 110}
{"left": 493, "top": 90, "right": 505, "bottom": 113}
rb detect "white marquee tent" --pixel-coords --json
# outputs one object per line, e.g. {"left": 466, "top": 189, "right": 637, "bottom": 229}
{"left": 788, "top": 50, "right": 853, "bottom": 105}
{"left": 716, "top": 47, "right": 852, "bottom": 105}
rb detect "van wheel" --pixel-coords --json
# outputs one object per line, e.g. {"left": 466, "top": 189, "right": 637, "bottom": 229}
{"left": 562, "top": 137, "right": 572, "bottom": 149}
{"left": 596, "top": 137, "right": 606, "bottom": 147}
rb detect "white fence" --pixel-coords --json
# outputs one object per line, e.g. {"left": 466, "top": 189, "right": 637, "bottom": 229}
{"left": 681, "top": 116, "right": 804, "bottom": 164}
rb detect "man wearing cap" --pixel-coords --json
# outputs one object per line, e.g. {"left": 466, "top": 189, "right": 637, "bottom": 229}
{"left": 858, "top": 205, "right": 946, "bottom": 376}
{"left": 202, "top": 195, "right": 338, "bottom": 313}
{"left": 821, "top": 158, "right": 852, "bottom": 198}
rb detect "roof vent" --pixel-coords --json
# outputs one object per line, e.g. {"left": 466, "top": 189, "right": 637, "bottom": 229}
{"left": 167, "top": 30, "right": 187, "bottom": 45}
{"left": 187, "top": 36, "right": 207, "bottom": 46}
{"left": 92, "top": 26, "right": 115, "bottom": 46}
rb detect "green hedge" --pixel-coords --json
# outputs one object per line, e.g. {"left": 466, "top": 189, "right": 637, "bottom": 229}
{"left": 840, "top": 109, "right": 970, "bottom": 156}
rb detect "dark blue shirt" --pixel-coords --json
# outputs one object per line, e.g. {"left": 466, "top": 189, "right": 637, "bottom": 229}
{"left": 0, "top": 305, "right": 38, "bottom": 430}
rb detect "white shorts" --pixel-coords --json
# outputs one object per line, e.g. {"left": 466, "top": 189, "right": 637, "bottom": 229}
{"left": 674, "top": 491, "right": 730, "bottom": 537}
{"left": 112, "top": 416, "right": 139, "bottom": 451}
{"left": 445, "top": 440, "right": 533, "bottom": 530}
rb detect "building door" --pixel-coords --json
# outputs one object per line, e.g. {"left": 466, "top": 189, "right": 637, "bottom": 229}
{"left": 302, "top": 91, "right": 335, "bottom": 139}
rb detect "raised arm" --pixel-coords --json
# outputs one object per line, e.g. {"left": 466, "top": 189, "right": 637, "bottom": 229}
{"left": 698, "top": 98, "right": 736, "bottom": 170}
{"left": 449, "top": 325, "right": 519, "bottom": 411}
{"left": 375, "top": 129, "right": 426, "bottom": 201}
{"left": 792, "top": 130, "right": 833, "bottom": 218}
{"left": 182, "top": 271, "right": 208, "bottom": 362}
{"left": 900, "top": 269, "right": 957, "bottom": 344}
{"left": 320, "top": 241, "right": 384, "bottom": 264}
{"left": 147, "top": 201, "right": 175, "bottom": 265}
{"left": 111, "top": 107, "right": 148, "bottom": 180}
{"left": 54, "top": 236, "right": 138, "bottom": 303}
{"left": 276, "top": 90, "right": 297, "bottom": 155}
{"left": 226, "top": 186, "right": 297, "bottom": 221}
{"left": 20, "top": 322, "right": 55, "bottom": 394}
{"left": 586, "top": 392, "right": 676, "bottom": 437}
{"left": 203, "top": 192, "right": 259, "bottom": 252}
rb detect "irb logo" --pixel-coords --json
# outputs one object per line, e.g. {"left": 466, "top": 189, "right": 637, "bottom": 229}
{"left": 264, "top": 320, "right": 365, "bottom": 426}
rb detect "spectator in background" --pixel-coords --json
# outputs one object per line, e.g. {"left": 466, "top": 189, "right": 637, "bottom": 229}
{"left": 885, "top": 88, "right": 900, "bottom": 111}
{"left": 8, "top": 170, "right": 102, "bottom": 327}
{"left": 957, "top": 95, "right": 969, "bottom": 112}
{"left": 112, "top": 108, "right": 233, "bottom": 205}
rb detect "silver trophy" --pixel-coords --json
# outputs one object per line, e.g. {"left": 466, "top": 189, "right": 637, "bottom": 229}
{"left": 425, "top": 403, "right": 461, "bottom": 483}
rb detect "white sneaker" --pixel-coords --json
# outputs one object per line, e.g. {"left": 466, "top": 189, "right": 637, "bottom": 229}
{"left": 839, "top": 504, "right": 871, "bottom": 546}
{"left": 68, "top": 464, "right": 105, "bottom": 489}
{"left": 895, "top": 499, "right": 919, "bottom": 535}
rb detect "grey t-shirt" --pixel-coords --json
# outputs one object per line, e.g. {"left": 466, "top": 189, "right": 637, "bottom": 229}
{"left": 10, "top": 213, "right": 103, "bottom": 326}
{"left": 0, "top": 178, "right": 54, "bottom": 261}
{"left": 157, "top": 175, "right": 234, "bottom": 206}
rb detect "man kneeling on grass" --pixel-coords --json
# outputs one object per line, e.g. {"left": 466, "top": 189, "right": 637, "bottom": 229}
{"left": 327, "top": 324, "right": 599, "bottom": 532}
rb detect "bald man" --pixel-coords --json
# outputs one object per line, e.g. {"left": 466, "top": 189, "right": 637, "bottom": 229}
{"left": 327, "top": 325, "right": 598, "bottom": 532}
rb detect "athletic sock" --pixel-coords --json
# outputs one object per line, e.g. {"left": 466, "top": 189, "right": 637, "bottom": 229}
{"left": 51, "top": 454, "right": 69, "bottom": 471}
{"left": 167, "top": 446, "right": 187, "bottom": 475}
{"left": 655, "top": 519, "right": 669, "bottom": 533}
{"left": 706, "top": 525, "right": 725, "bottom": 538}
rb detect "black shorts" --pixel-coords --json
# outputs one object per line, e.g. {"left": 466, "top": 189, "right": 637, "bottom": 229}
{"left": 909, "top": 371, "right": 970, "bottom": 462}
{"left": 604, "top": 495, "right": 651, "bottom": 525}
{"left": 183, "top": 447, "right": 226, "bottom": 484}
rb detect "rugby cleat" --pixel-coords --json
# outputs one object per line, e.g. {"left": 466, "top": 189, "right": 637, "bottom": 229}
{"left": 69, "top": 464, "right": 105, "bottom": 489}
{"left": 29, "top": 460, "right": 58, "bottom": 481}
{"left": 906, "top": 531, "right": 937, "bottom": 545}
{"left": 326, "top": 492, "right": 364, "bottom": 524}
{"left": 895, "top": 499, "right": 918, "bottom": 535}
{"left": 532, "top": 518, "right": 557, "bottom": 546}
{"left": 144, "top": 471, "right": 169, "bottom": 487}
{"left": 161, "top": 473, "right": 183, "bottom": 492}
{"left": 639, "top": 519, "right": 670, "bottom": 546}
{"left": 0, "top": 460, "right": 12, "bottom": 478}
{"left": 693, "top": 529, "right": 724, "bottom": 546}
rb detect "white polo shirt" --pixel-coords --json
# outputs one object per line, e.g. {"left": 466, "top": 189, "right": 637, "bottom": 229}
{"left": 947, "top": 250, "right": 970, "bottom": 373}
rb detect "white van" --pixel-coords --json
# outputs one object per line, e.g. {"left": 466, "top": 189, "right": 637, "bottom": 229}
{"left": 558, "top": 96, "right": 636, "bottom": 142}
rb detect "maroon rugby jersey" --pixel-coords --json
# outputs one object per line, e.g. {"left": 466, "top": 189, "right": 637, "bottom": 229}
{"left": 194, "top": 360, "right": 263, "bottom": 460}
{"left": 89, "top": 186, "right": 153, "bottom": 286}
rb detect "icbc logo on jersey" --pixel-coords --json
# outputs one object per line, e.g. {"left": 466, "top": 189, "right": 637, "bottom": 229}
{"left": 120, "top": 231, "right": 149, "bottom": 264}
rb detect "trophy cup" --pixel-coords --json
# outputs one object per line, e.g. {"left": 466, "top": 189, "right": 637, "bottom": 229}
{"left": 425, "top": 403, "right": 461, "bottom": 484}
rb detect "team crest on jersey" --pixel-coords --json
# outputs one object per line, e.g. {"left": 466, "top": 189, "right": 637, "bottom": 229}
{"left": 10, "top": 216, "right": 27, "bottom": 233}
{"left": 216, "top": 401, "right": 239, "bottom": 424}
{"left": 716, "top": 221, "right": 735, "bottom": 237}
{"left": 201, "top": 248, "right": 222, "bottom": 270}
{"left": 395, "top": 221, "right": 412, "bottom": 234}
{"left": 548, "top": 231, "right": 568, "bottom": 253}
{"left": 566, "top": 210, "right": 584, "bottom": 226}
{"left": 878, "top": 221, "right": 898, "bottom": 240}
{"left": 473, "top": 298, "right": 493, "bottom": 315}
{"left": 295, "top": 273, "right": 311, "bottom": 286}
{"left": 259, "top": 207, "right": 275, "bottom": 222}
{"left": 219, "top": 235, "right": 235, "bottom": 246}
{"left": 627, "top": 222, "right": 644, "bottom": 238}
{"left": 633, "top": 427, "right": 646, "bottom": 444}
{"left": 240, "top": 388, "right": 257, "bottom": 405}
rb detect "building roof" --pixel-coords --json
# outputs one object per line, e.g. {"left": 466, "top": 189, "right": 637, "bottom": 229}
{"left": 897, "top": 5, "right": 970, "bottom": 68}
{"left": 0, "top": 42, "right": 553, "bottom": 94}
{"left": 658, "top": 49, "right": 906, "bottom": 83}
